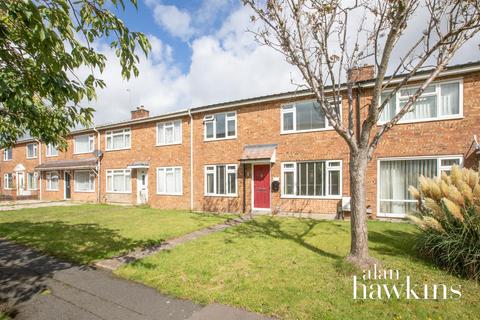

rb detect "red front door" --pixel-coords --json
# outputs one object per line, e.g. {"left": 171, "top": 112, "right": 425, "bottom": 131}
{"left": 253, "top": 165, "right": 270, "bottom": 209}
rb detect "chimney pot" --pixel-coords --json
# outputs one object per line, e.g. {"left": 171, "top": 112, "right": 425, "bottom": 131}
{"left": 131, "top": 105, "right": 150, "bottom": 120}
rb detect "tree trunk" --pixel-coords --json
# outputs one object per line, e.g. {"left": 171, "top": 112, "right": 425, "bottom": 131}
{"left": 346, "top": 149, "right": 379, "bottom": 269}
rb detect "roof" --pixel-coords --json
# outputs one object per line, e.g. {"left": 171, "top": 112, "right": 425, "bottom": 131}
{"left": 240, "top": 144, "right": 277, "bottom": 163}
{"left": 35, "top": 158, "right": 97, "bottom": 171}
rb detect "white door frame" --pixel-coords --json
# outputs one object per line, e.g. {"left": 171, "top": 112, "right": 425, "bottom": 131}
{"left": 136, "top": 169, "right": 149, "bottom": 204}
{"left": 64, "top": 171, "right": 71, "bottom": 200}
{"left": 251, "top": 163, "right": 272, "bottom": 211}
{"left": 16, "top": 172, "right": 25, "bottom": 196}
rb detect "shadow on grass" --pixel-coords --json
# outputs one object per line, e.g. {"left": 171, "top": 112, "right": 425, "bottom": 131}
{"left": 368, "top": 229, "right": 418, "bottom": 257}
{"left": 226, "top": 218, "right": 343, "bottom": 260}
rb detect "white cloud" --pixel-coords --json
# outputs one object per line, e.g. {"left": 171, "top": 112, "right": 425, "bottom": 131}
{"left": 151, "top": 4, "right": 194, "bottom": 40}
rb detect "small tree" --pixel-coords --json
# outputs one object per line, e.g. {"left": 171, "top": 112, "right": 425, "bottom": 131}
{"left": 243, "top": 0, "right": 480, "bottom": 267}
{"left": 0, "top": 0, "right": 151, "bottom": 148}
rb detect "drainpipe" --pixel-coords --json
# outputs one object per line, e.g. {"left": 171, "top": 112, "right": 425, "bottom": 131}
{"left": 188, "top": 109, "right": 194, "bottom": 212}
{"left": 37, "top": 140, "right": 42, "bottom": 201}
{"left": 94, "top": 127, "right": 101, "bottom": 203}
{"left": 242, "top": 163, "right": 246, "bottom": 213}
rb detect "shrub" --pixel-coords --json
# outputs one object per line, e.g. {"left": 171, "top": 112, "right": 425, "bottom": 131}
{"left": 408, "top": 166, "right": 480, "bottom": 280}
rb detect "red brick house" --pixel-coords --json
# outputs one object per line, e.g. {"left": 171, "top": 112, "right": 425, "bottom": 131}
{"left": 1, "top": 62, "right": 480, "bottom": 218}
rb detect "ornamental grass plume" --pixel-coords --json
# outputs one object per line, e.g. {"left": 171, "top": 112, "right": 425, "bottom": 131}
{"left": 408, "top": 165, "right": 480, "bottom": 280}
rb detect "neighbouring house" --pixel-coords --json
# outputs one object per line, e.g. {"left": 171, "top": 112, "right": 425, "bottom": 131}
{"left": 1, "top": 62, "right": 480, "bottom": 219}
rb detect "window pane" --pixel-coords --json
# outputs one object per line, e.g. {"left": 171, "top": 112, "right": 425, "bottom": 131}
{"left": 329, "top": 170, "right": 340, "bottom": 195}
{"left": 107, "top": 175, "right": 112, "bottom": 191}
{"left": 207, "top": 173, "right": 214, "bottom": 193}
{"left": 228, "top": 171, "right": 236, "bottom": 194}
{"left": 315, "top": 162, "right": 325, "bottom": 196}
{"left": 125, "top": 173, "right": 131, "bottom": 192}
{"left": 284, "top": 171, "right": 294, "bottom": 195}
{"left": 157, "top": 124, "right": 165, "bottom": 144}
{"left": 215, "top": 114, "right": 226, "bottom": 138}
{"left": 157, "top": 169, "right": 165, "bottom": 193}
{"left": 441, "top": 158, "right": 460, "bottom": 167}
{"left": 380, "top": 94, "right": 396, "bottom": 122}
{"left": 75, "top": 136, "right": 90, "bottom": 153}
{"left": 295, "top": 101, "right": 325, "bottom": 130}
{"left": 165, "top": 169, "right": 174, "bottom": 193}
{"left": 216, "top": 166, "right": 226, "bottom": 194}
{"left": 307, "top": 163, "right": 315, "bottom": 196}
{"left": 440, "top": 83, "right": 459, "bottom": 115}
{"left": 206, "top": 122, "right": 214, "bottom": 139}
{"left": 174, "top": 121, "right": 181, "bottom": 142}
{"left": 283, "top": 112, "right": 294, "bottom": 131}
{"left": 401, "top": 95, "right": 437, "bottom": 120}
{"left": 379, "top": 159, "right": 437, "bottom": 215}
{"left": 297, "top": 163, "right": 307, "bottom": 195}
{"left": 165, "top": 125, "right": 174, "bottom": 144}
{"left": 175, "top": 168, "right": 182, "bottom": 193}
{"left": 125, "top": 133, "right": 131, "bottom": 148}
{"left": 113, "top": 175, "right": 124, "bottom": 192}
{"left": 227, "top": 119, "right": 235, "bottom": 137}
{"left": 112, "top": 134, "right": 124, "bottom": 149}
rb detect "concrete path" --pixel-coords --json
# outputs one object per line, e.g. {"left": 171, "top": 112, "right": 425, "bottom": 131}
{"left": 0, "top": 200, "right": 82, "bottom": 211}
{"left": 96, "top": 215, "right": 252, "bottom": 271}
{"left": 0, "top": 239, "right": 272, "bottom": 320}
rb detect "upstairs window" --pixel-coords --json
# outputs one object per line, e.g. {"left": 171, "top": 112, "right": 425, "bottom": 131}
{"left": 3, "top": 148, "right": 12, "bottom": 161}
{"left": 204, "top": 112, "right": 236, "bottom": 140}
{"left": 281, "top": 100, "right": 340, "bottom": 133}
{"left": 380, "top": 80, "right": 462, "bottom": 123}
{"left": 26, "top": 143, "right": 38, "bottom": 159}
{"left": 106, "top": 128, "right": 131, "bottom": 150}
{"left": 46, "top": 144, "right": 59, "bottom": 157}
{"left": 282, "top": 160, "right": 341, "bottom": 198}
{"left": 157, "top": 120, "right": 182, "bottom": 145}
{"left": 74, "top": 134, "right": 94, "bottom": 154}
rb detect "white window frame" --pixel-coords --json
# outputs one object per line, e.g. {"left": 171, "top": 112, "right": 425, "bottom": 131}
{"left": 156, "top": 120, "right": 182, "bottom": 146}
{"left": 106, "top": 169, "right": 132, "bottom": 193}
{"left": 27, "top": 172, "right": 38, "bottom": 190}
{"left": 3, "top": 173, "right": 13, "bottom": 190}
{"left": 281, "top": 160, "right": 342, "bottom": 199}
{"left": 26, "top": 143, "right": 38, "bottom": 159}
{"left": 46, "top": 143, "right": 59, "bottom": 157}
{"left": 156, "top": 167, "right": 183, "bottom": 195}
{"left": 204, "top": 111, "right": 237, "bottom": 141}
{"left": 74, "top": 134, "right": 95, "bottom": 154}
{"left": 377, "top": 155, "right": 464, "bottom": 218}
{"left": 280, "top": 98, "right": 342, "bottom": 134}
{"left": 3, "top": 148, "right": 12, "bottom": 161}
{"left": 105, "top": 128, "right": 131, "bottom": 151}
{"left": 74, "top": 170, "right": 95, "bottom": 192}
{"left": 204, "top": 164, "right": 238, "bottom": 197}
{"left": 46, "top": 171, "right": 59, "bottom": 191}
{"left": 378, "top": 79, "right": 464, "bottom": 125}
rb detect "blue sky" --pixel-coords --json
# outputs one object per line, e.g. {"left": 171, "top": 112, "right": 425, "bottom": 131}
{"left": 87, "top": 1, "right": 479, "bottom": 124}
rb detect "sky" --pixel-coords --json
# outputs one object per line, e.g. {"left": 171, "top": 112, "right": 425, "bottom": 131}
{"left": 85, "top": 0, "right": 480, "bottom": 125}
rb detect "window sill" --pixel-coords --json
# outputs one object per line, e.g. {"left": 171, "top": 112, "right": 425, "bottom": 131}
{"left": 3, "top": 188, "right": 14, "bottom": 190}
{"left": 280, "top": 127, "right": 335, "bottom": 135}
{"left": 377, "top": 115, "right": 463, "bottom": 126}
{"left": 156, "top": 142, "right": 182, "bottom": 147}
{"left": 26, "top": 157, "right": 38, "bottom": 160}
{"left": 281, "top": 195, "right": 342, "bottom": 200}
{"left": 74, "top": 190, "right": 95, "bottom": 193}
{"left": 106, "top": 191, "right": 131, "bottom": 194}
{"left": 105, "top": 148, "right": 131, "bottom": 152}
{"left": 204, "top": 136, "right": 237, "bottom": 142}
{"left": 74, "top": 151, "right": 94, "bottom": 155}
{"left": 46, "top": 189, "right": 59, "bottom": 192}
{"left": 3, "top": 159, "right": 13, "bottom": 162}
{"left": 46, "top": 155, "right": 59, "bottom": 158}
{"left": 157, "top": 193, "right": 183, "bottom": 196}
{"left": 204, "top": 194, "right": 238, "bottom": 198}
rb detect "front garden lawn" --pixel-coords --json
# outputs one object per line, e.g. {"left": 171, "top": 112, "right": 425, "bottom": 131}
{"left": 117, "top": 217, "right": 480, "bottom": 320}
{"left": 0, "top": 204, "right": 229, "bottom": 264}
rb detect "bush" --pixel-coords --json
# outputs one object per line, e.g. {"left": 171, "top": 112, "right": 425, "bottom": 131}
{"left": 408, "top": 165, "right": 480, "bottom": 280}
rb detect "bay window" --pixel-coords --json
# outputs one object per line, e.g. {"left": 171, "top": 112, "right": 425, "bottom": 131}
{"left": 46, "top": 143, "right": 59, "bottom": 157}
{"left": 378, "top": 156, "right": 463, "bottom": 216}
{"left": 282, "top": 160, "right": 342, "bottom": 198}
{"left": 106, "top": 169, "right": 131, "bottom": 193}
{"left": 157, "top": 120, "right": 182, "bottom": 145}
{"left": 46, "top": 171, "right": 59, "bottom": 191}
{"left": 74, "top": 171, "right": 95, "bottom": 192}
{"left": 205, "top": 164, "right": 237, "bottom": 196}
{"left": 157, "top": 167, "right": 182, "bottom": 195}
{"left": 380, "top": 80, "right": 462, "bottom": 123}
{"left": 204, "top": 112, "right": 236, "bottom": 140}
{"left": 26, "top": 143, "right": 37, "bottom": 159}
{"left": 106, "top": 128, "right": 131, "bottom": 150}
{"left": 74, "top": 134, "right": 94, "bottom": 154}
{"left": 281, "top": 100, "right": 340, "bottom": 133}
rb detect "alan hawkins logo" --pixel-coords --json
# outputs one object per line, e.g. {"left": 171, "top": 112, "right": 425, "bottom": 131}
{"left": 353, "top": 265, "right": 461, "bottom": 300}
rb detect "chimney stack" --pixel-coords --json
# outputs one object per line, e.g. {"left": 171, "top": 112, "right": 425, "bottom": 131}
{"left": 131, "top": 106, "right": 150, "bottom": 120}
{"left": 348, "top": 64, "right": 375, "bottom": 83}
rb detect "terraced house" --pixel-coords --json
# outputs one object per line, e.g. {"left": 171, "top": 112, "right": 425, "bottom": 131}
{"left": 1, "top": 62, "right": 480, "bottom": 219}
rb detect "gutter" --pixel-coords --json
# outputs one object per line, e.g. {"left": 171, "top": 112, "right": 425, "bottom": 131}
{"left": 188, "top": 108, "right": 194, "bottom": 212}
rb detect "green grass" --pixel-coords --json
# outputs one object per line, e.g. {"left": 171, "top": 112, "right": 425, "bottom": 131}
{"left": 0, "top": 204, "right": 229, "bottom": 264}
{"left": 117, "top": 217, "right": 480, "bottom": 320}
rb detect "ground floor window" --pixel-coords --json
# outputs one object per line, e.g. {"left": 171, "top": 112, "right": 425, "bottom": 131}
{"left": 282, "top": 160, "right": 342, "bottom": 198}
{"left": 378, "top": 156, "right": 462, "bottom": 216}
{"left": 157, "top": 167, "right": 182, "bottom": 195}
{"left": 27, "top": 172, "right": 38, "bottom": 190}
{"left": 205, "top": 164, "right": 237, "bottom": 196}
{"left": 46, "top": 171, "right": 59, "bottom": 191}
{"left": 3, "top": 173, "right": 13, "bottom": 189}
{"left": 74, "top": 171, "right": 95, "bottom": 192}
{"left": 106, "top": 169, "right": 131, "bottom": 193}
